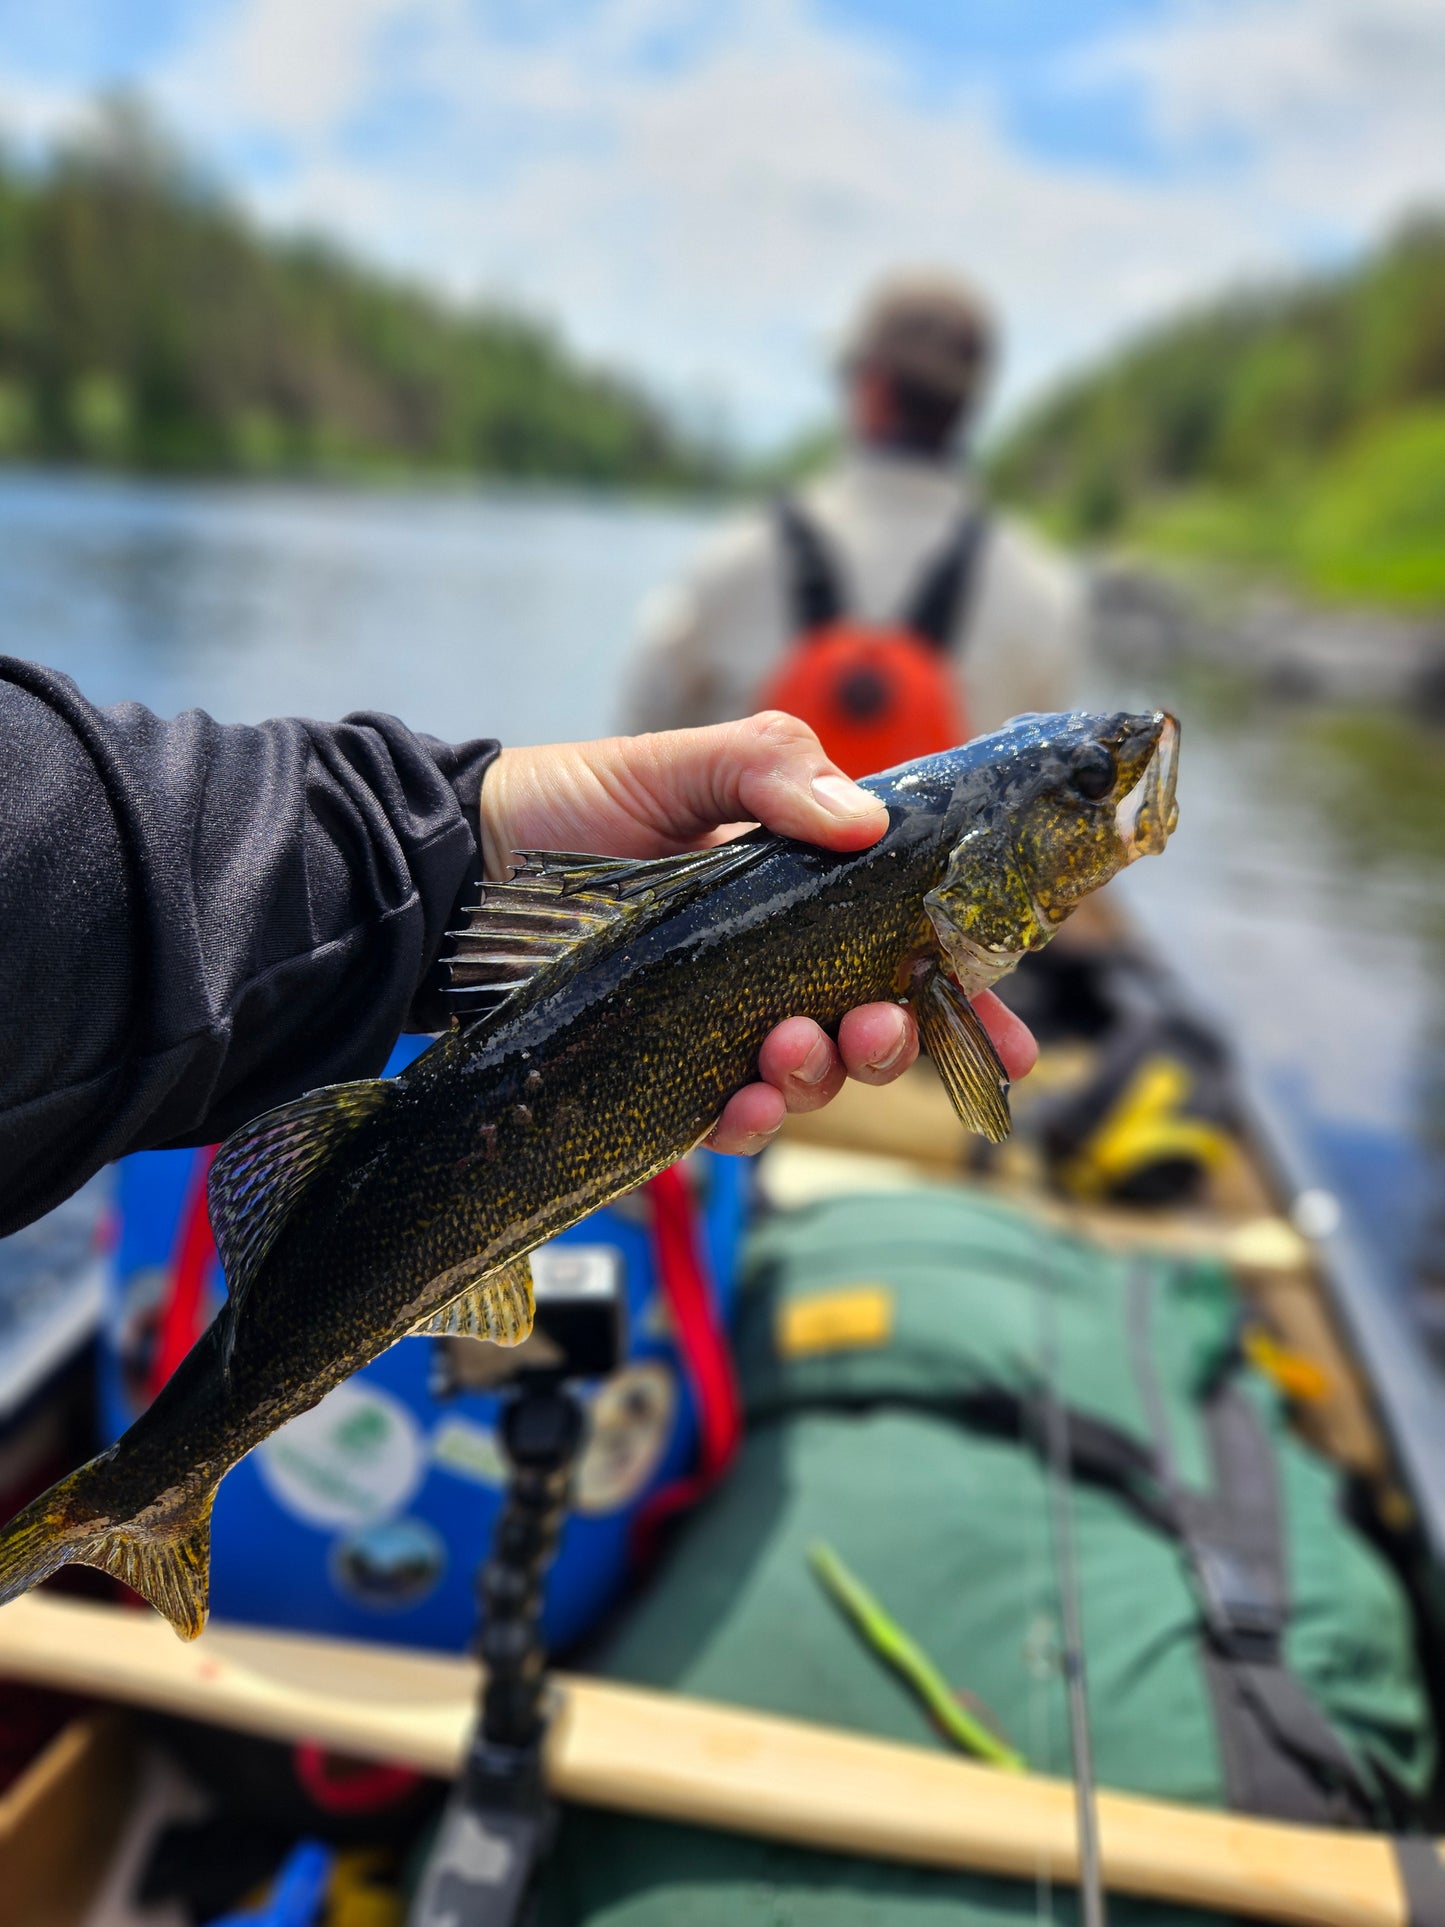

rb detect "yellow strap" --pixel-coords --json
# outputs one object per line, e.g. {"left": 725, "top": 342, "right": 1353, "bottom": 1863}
{"left": 1243, "top": 1327, "right": 1333, "bottom": 1406}
{"left": 1064, "top": 1056, "right": 1231, "bottom": 1201}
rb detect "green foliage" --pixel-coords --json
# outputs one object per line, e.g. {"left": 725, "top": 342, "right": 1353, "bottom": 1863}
{"left": 0, "top": 378, "right": 35, "bottom": 456}
{"left": 67, "top": 371, "right": 132, "bottom": 461}
{"left": 746, "top": 421, "right": 841, "bottom": 490}
{"left": 1297, "top": 409, "right": 1445, "bottom": 603}
{"left": 991, "top": 217, "right": 1445, "bottom": 606}
{"left": 0, "top": 98, "right": 720, "bottom": 488}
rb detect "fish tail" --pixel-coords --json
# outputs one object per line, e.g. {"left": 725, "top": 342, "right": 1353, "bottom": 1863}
{"left": 0, "top": 1457, "right": 217, "bottom": 1642}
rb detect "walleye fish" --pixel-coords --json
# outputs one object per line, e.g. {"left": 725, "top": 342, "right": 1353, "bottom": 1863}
{"left": 0, "top": 709, "right": 1178, "bottom": 1638}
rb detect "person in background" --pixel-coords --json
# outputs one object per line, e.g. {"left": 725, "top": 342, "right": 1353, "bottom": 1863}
{"left": 623, "top": 272, "right": 1086, "bottom": 771}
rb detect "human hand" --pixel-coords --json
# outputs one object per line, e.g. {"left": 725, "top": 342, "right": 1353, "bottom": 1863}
{"left": 480, "top": 712, "right": 1037, "bottom": 1155}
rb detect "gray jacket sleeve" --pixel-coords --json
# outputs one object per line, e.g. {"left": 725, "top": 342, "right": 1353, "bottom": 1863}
{"left": 0, "top": 657, "right": 496, "bottom": 1234}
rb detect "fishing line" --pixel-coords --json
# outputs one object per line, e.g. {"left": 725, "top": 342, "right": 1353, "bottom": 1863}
{"left": 1033, "top": 1236, "right": 1108, "bottom": 1927}
{"left": 1024, "top": 1476, "right": 1059, "bottom": 1927}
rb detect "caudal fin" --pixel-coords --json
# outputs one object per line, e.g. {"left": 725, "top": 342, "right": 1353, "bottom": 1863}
{"left": 0, "top": 1458, "right": 217, "bottom": 1641}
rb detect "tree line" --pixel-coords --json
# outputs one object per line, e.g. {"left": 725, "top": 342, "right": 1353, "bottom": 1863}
{"left": 0, "top": 101, "right": 722, "bottom": 489}
{"left": 990, "top": 217, "right": 1445, "bottom": 606}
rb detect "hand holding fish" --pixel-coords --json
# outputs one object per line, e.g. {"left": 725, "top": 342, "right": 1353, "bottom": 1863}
{"left": 480, "top": 711, "right": 1037, "bottom": 1154}
{"left": 0, "top": 709, "right": 1178, "bottom": 1638}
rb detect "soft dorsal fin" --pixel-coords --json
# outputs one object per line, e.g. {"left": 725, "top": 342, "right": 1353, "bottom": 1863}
{"left": 912, "top": 966, "right": 1012, "bottom": 1144}
{"left": 446, "top": 835, "right": 774, "bottom": 1019}
{"left": 208, "top": 1078, "right": 395, "bottom": 1314}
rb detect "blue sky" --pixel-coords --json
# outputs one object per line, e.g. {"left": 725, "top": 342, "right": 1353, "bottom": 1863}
{"left": 1, "top": 0, "right": 1441, "bottom": 444}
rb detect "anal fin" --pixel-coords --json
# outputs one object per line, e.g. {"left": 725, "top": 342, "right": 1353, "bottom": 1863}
{"left": 410, "top": 1254, "right": 535, "bottom": 1347}
{"left": 913, "top": 966, "right": 1012, "bottom": 1144}
{"left": 89, "top": 1481, "right": 218, "bottom": 1642}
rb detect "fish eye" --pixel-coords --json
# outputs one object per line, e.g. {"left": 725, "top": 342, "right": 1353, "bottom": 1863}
{"left": 1069, "top": 742, "right": 1116, "bottom": 801}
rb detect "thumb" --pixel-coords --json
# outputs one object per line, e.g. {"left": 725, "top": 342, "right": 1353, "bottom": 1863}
{"left": 668, "top": 711, "right": 889, "bottom": 850}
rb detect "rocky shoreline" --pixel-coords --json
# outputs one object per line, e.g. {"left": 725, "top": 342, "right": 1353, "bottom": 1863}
{"left": 1090, "top": 562, "right": 1445, "bottom": 716}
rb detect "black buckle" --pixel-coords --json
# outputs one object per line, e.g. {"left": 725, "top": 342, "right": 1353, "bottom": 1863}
{"left": 1192, "top": 1542, "right": 1282, "bottom": 1660}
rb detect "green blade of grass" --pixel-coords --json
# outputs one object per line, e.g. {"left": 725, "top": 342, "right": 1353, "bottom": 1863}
{"left": 808, "top": 1541, "right": 1026, "bottom": 1772}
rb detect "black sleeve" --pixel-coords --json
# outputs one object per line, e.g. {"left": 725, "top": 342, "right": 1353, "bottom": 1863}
{"left": 0, "top": 657, "right": 497, "bottom": 1235}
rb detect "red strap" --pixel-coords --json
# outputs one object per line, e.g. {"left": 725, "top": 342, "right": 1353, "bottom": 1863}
{"left": 148, "top": 1145, "right": 218, "bottom": 1402}
{"left": 633, "top": 1162, "right": 741, "bottom": 1553}
{"left": 293, "top": 1741, "right": 421, "bottom": 1815}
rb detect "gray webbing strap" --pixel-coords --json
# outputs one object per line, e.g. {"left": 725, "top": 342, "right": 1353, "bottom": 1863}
{"left": 903, "top": 511, "right": 990, "bottom": 652}
{"left": 1396, "top": 1839, "right": 1445, "bottom": 1926}
{"left": 1126, "top": 1264, "right": 1374, "bottom": 1825}
{"left": 775, "top": 499, "right": 845, "bottom": 633}
{"left": 1184, "top": 1380, "right": 1376, "bottom": 1823}
{"left": 774, "top": 498, "right": 988, "bottom": 655}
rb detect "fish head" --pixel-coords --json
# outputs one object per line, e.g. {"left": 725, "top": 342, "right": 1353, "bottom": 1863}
{"left": 885, "top": 709, "right": 1180, "bottom": 993}
{"left": 1001, "top": 707, "right": 1180, "bottom": 921}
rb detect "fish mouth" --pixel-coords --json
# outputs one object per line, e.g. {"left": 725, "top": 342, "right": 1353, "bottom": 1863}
{"left": 1115, "top": 711, "right": 1180, "bottom": 861}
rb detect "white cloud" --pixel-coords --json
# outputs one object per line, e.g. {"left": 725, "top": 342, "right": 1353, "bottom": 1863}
{"left": 1079, "top": 0, "right": 1445, "bottom": 234}
{"left": 159, "top": 0, "right": 415, "bottom": 144}
{"left": 11, "top": 0, "right": 1445, "bottom": 444}
{"left": 0, "top": 73, "right": 92, "bottom": 153}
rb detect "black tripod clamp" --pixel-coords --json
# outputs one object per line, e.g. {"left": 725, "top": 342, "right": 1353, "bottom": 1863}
{"left": 409, "top": 1246, "right": 627, "bottom": 1927}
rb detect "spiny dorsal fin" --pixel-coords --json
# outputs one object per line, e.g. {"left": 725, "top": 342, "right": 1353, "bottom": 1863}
{"left": 445, "top": 835, "right": 775, "bottom": 1019}
{"left": 209, "top": 1079, "right": 394, "bottom": 1311}
{"left": 512, "top": 838, "right": 773, "bottom": 901}
{"left": 409, "top": 1253, "right": 535, "bottom": 1345}
{"left": 912, "top": 966, "right": 1012, "bottom": 1144}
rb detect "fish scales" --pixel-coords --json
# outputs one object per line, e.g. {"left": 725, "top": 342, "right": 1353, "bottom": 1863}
{"left": 0, "top": 710, "right": 1179, "bottom": 1636}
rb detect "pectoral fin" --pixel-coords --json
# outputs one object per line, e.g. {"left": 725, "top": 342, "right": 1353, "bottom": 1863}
{"left": 410, "top": 1254, "right": 535, "bottom": 1346}
{"left": 209, "top": 1079, "right": 394, "bottom": 1317}
{"left": 913, "top": 967, "right": 1012, "bottom": 1144}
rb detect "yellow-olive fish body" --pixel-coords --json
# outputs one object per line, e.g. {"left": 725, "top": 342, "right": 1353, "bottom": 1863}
{"left": 0, "top": 709, "right": 1178, "bottom": 1637}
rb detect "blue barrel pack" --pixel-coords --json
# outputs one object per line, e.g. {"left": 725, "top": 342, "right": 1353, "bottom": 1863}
{"left": 98, "top": 1038, "right": 749, "bottom": 1653}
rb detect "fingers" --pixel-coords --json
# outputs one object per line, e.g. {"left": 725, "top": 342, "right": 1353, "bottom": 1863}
{"left": 708, "top": 1004, "right": 919, "bottom": 1156}
{"left": 971, "top": 989, "right": 1038, "bottom": 1083}
{"left": 672, "top": 711, "right": 890, "bottom": 851}
{"left": 710, "top": 992, "right": 1039, "bottom": 1158}
{"left": 480, "top": 713, "right": 890, "bottom": 877}
{"left": 708, "top": 1080, "right": 788, "bottom": 1157}
{"left": 837, "top": 1003, "right": 919, "bottom": 1085}
{"left": 756, "top": 1016, "right": 847, "bottom": 1110}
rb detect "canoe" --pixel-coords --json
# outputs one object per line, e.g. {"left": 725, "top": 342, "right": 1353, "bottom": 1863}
{"left": 0, "top": 923, "right": 1441, "bottom": 1926}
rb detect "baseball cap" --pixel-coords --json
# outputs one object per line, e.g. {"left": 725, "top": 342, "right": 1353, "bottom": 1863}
{"left": 840, "top": 272, "right": 995, "bottom": 402}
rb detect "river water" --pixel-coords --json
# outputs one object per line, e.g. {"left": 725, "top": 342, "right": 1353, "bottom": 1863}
{"left": 1, "top": 470, "right": 1441, "bottom": 1314}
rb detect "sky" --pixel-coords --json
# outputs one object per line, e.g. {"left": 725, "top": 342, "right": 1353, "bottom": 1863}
{"left": 1, "top": 0, "right": 1443, "bottom": 447}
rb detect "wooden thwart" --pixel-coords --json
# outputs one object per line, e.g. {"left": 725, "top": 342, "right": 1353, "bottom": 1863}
{"left": 0, "top": 1711, "right": 133, "bottom": 1927}
{"left": 0, "top": 1594, "right": 1432, "bottom": 1927}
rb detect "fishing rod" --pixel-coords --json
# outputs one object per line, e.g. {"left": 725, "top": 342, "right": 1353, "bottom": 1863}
{"left": 1035, "top": 1242, "right": 1108, "bottom": 1927}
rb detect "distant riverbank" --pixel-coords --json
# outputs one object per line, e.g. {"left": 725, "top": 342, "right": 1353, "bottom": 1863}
{"left": 1090, "top": 559, "right": 1445, "bottom": 716}
{"left": 992, "top": 219, "right": 1445, "bottom": 618}
{"left": 0, "top": 101, "right": 725, "bottom": 493}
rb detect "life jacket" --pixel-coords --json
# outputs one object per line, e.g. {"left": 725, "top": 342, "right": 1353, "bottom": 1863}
{"left": 756, "top": 497, "right": 988, "bottom": 778}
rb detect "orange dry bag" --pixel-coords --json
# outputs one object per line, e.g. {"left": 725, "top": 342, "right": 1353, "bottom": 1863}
{"left": 756, "top": 499, "right": 987, "bottom": 779}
